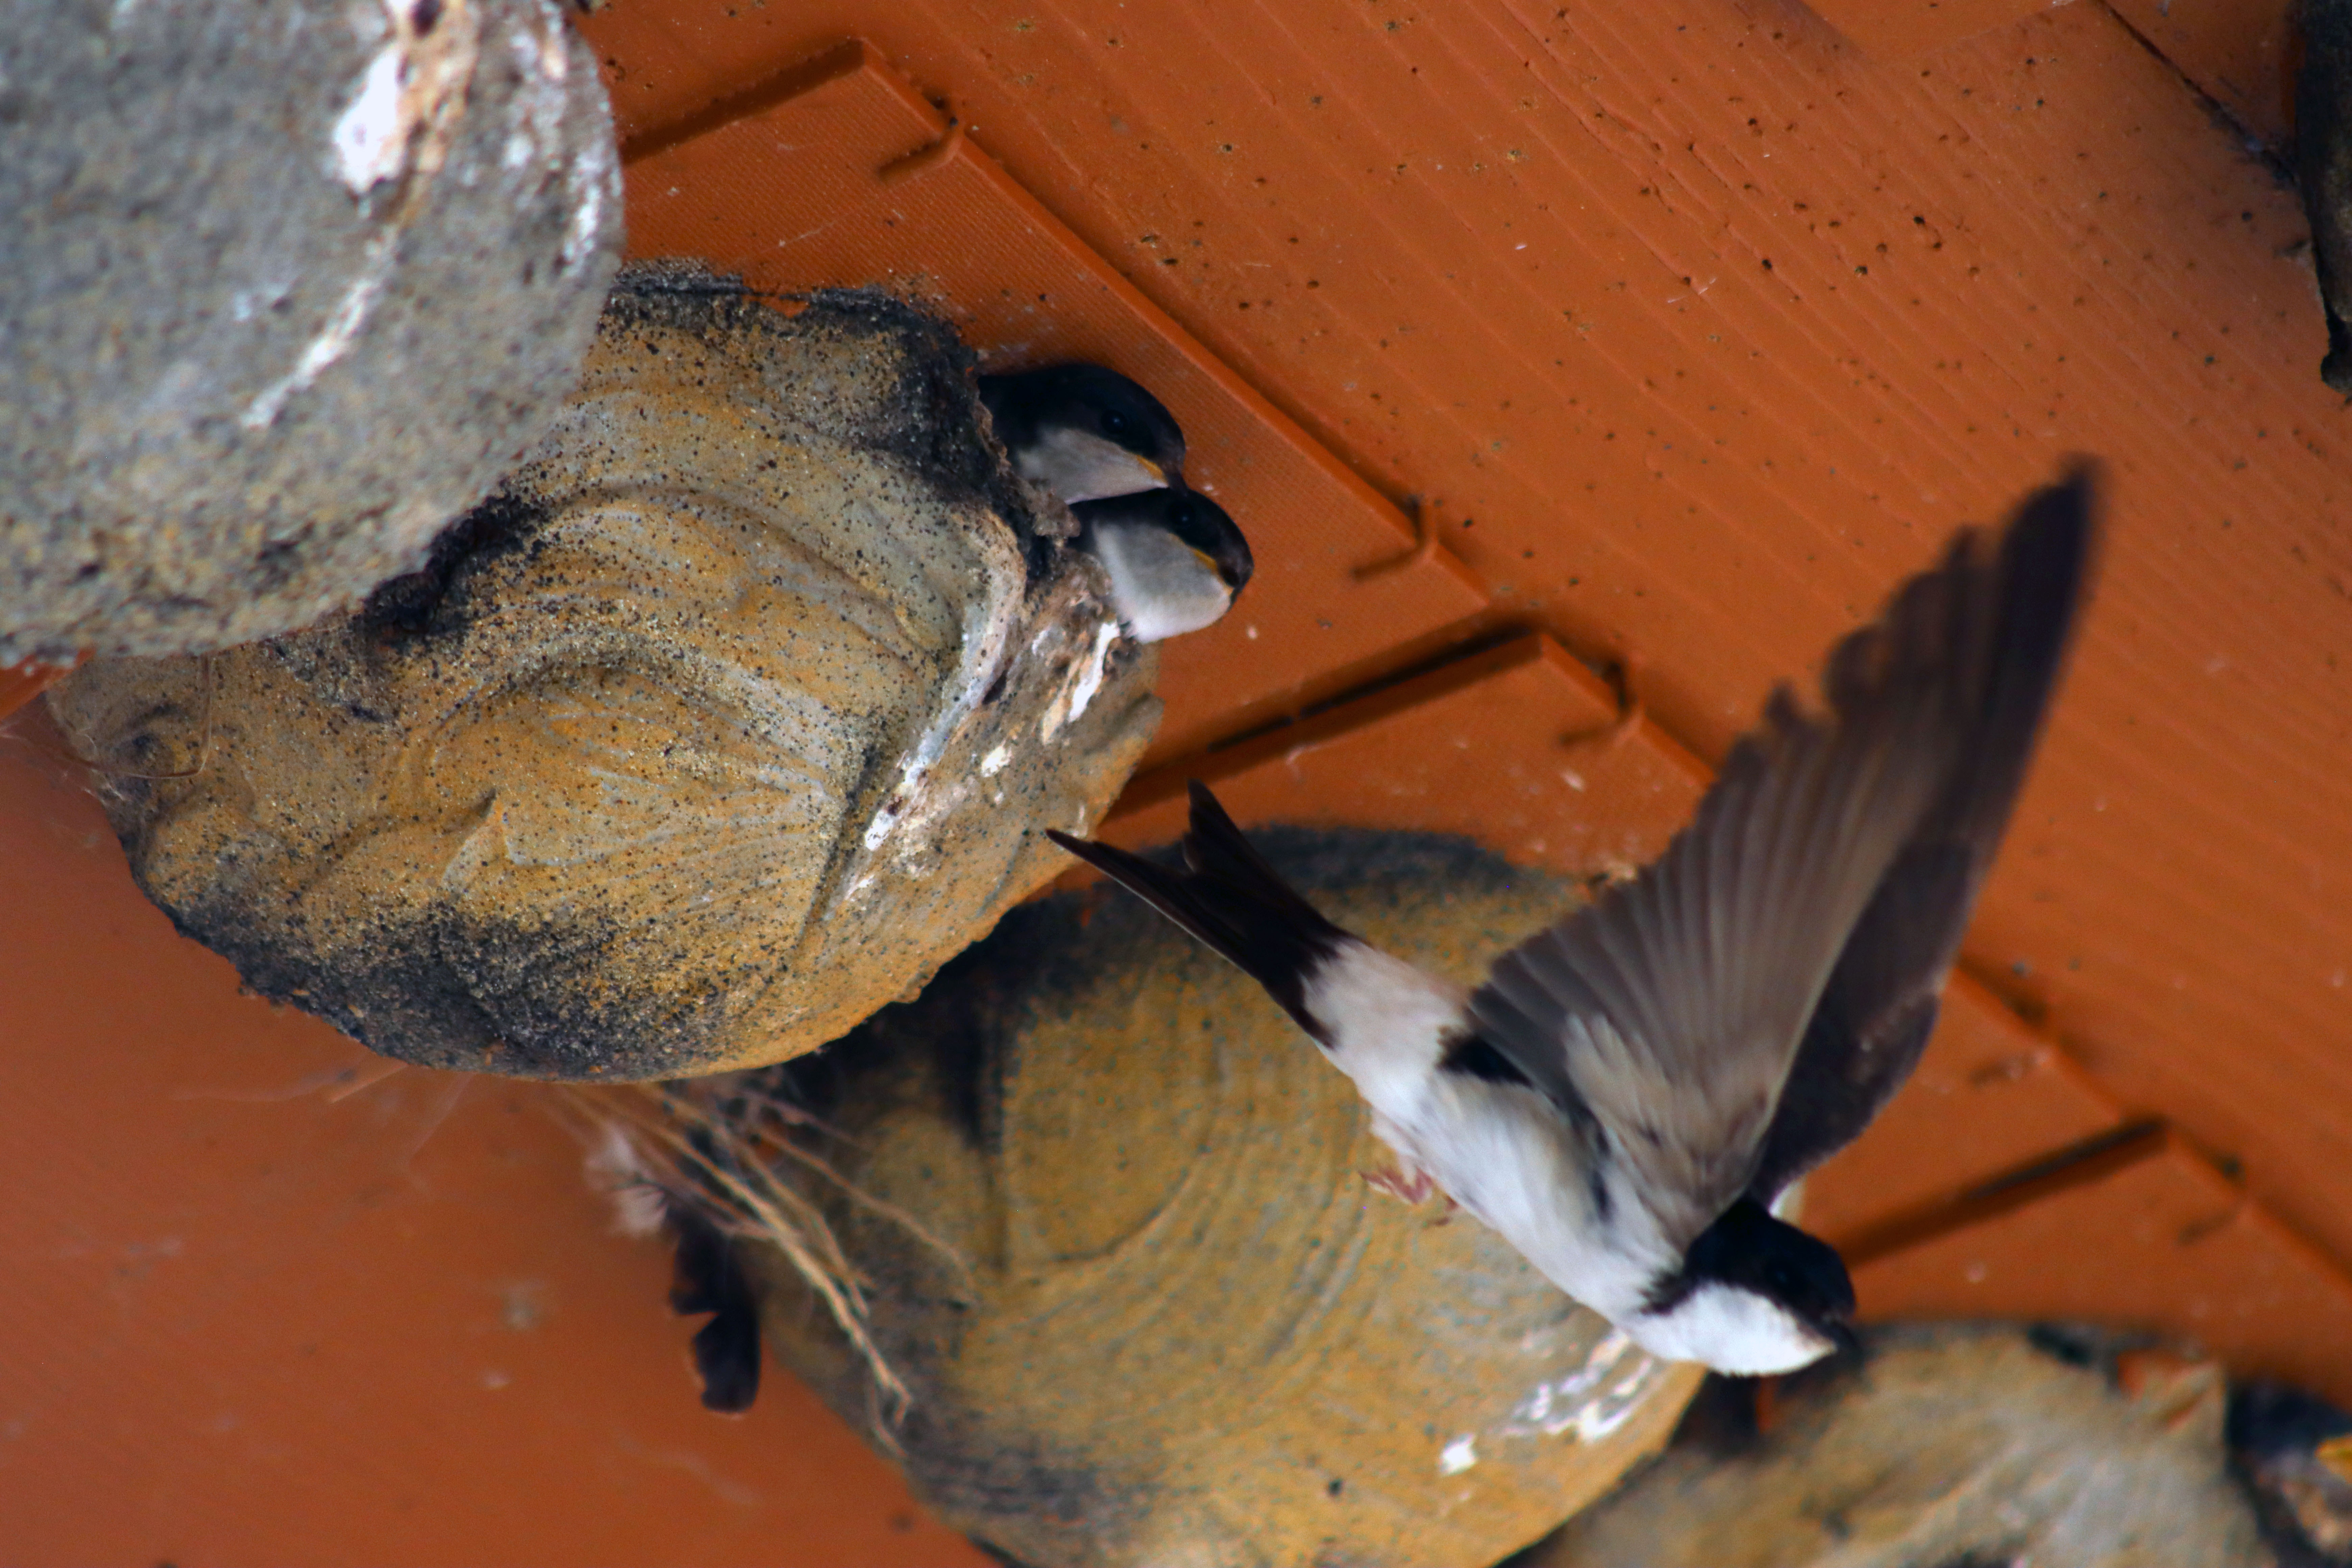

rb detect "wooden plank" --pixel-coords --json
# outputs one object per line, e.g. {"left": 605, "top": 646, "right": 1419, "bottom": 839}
{"left": 620, "top": 40, "right": 1490, "bottom": 765}
{"left": 1099, "top": 634, "right": 1702, "bottom": 872}
{"left": 1802, "top": 979, "right": 2123, "bottom": 1242}
{"left": 1853, "top": 1128, "right": 2352, "bottom": 1408}
{"left": 2106, "top": 0, "right": 2293, "bottom": 150}
{"left": 0, "top": 720, "right": 985, "bottom": 1567}
{"left": 1795, "top": 0, "right": 2067, "bottom": 61}
{"left": 585, "top": 0, "right": 2352, "bottom": 1323}
{"left": 0, "top": 660, "right": 68, "bottom": 722}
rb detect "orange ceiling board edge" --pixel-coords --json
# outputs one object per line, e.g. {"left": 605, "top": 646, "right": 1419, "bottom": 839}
{"left": 1796, "top": 0, "right": 2065, "bottom": 60}
{"left": 0, "top": 658, "right": 77, "bottom": 721}
{"left": 617, "top": 37, "right": 1489, "bottom": 766}
{"left": 1851, "top": 1127, "right": 2352, "bottom": 1408}
{"left": 0, "top": 723, "right": 985, "bottom": 1568}
{"left": 1803, "top": 976, "right": 2126, "bottom": 1243}
{"left": 1100, "top": 631, "right": 2130, "bottom": 1255}
{"left": 2105, "top": 0, "right": 2293, "bottom": 151}
{"left": 1099, "top": 632, "right": 1705, "bottom": 875}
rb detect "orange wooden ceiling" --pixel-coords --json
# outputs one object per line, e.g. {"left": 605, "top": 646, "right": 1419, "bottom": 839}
{"left": 582, "top": 0, "right": 2352, "bottom": 1288}
{"left": 0, "top": 738, "right": 989, "bottom": 1567}
{"left": 6, "top": 0, "right": 2349, "bottom": 1562}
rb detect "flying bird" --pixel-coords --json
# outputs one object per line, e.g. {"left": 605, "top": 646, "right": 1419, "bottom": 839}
{"left": 1049, "top": 466, "right": 2098, "bottom": 1375}
{"left": 1070, "top": 489, "right": 1255, "bottom": 643}
{"left": 979, "top": 362, "right": 1189, "bottom": 504}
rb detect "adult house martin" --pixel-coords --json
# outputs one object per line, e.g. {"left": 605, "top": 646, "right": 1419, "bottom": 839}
{"left": 1049, "top": 466, "right": 2099, "bottom": 1375}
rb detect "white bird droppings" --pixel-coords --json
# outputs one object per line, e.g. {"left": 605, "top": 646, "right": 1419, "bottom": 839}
{"left": 332, "top": 44, "right": 411, "bottom": 193}
{"left": 1438, "top": 1434, "right": 1478, "bottom": 1475}
{"left": 1503, "top": 1330, "right": 1661, "bottom": 1444}
{"left": 1041, "top": 619, "right": 1122, "bottom": 742}
{"left": 240, "top": 237, "right": 394, "bottom": 428}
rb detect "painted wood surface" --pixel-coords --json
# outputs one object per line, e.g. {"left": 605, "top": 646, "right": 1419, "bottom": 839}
{"left": 6, "top": 0, "right": 2348, "bottom": 1559}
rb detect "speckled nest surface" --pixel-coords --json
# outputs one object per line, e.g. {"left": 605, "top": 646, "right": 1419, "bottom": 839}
{"left": 0, "top": 0, "right": 621, "bottom": 661}
{"left": 49, "top": 275, "right": 1160, "bottom": 1080}
{"left": 737, "top": 827, "right": 1704, "bottom": 1568}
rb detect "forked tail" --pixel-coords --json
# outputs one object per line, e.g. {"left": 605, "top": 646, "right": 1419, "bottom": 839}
{"left": 1047, "top": 781, "right": 1352, "bottom": 1039}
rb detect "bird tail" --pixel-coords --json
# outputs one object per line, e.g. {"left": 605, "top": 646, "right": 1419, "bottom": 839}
{"left": 1048, "top": 780, "right": 1352, "bottom": 1038}
{"left": 586, "top": 1123, "right": 764, "bottom": 1413}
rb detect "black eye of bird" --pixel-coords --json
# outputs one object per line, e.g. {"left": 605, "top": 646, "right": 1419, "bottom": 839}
{"left": 1099, "top": 408, "right": 1133, "bottom": 438}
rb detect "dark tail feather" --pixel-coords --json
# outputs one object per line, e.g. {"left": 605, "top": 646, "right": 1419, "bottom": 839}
{"left": 666, "top": 1201, "right": 763, "bottom": 1414}
{"left": 1047, "top": 781, "right": 1351, "bottom": 1037}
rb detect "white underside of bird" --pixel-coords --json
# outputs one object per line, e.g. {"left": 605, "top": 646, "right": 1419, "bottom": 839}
{"left": 1084, "top": 516, "right": 1240, "bottom": 643}
{"left": 1049, "top": 464, "right": 2098, "bottom": 1377}
{"left": 1302, "top": 942, "right": 1837, "bottom": 1374}
{"left": 1010, "top": 425, "right": 1167, "bottom": 504}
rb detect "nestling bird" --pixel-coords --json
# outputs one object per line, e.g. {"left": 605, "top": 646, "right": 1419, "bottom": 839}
{"left": 1071, "top": 489, "right": 1255, "bottom": 643}
{"left": 1050, "top": 466, "right": 2098, "bottom": 1376}
{"left": 980, "top": 361, "right": 1254, "bottom": 641}
{"left": 979, "top": 363, "right": 1189, "bottom": 503}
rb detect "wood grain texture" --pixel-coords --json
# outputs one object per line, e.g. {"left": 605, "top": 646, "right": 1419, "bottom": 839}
{"left": 2105, "top": 0, "right": 2294, "bottom": 151}
{"left": 618, "top": 41, "right": 1489, "bottom": 764}
{"left": 1797, "top": 0, "right": 2066, "bottom": 61}
{"left": 0, "top": 724, "right": 986, "bottom": 1568}
{"left": 12, "top": 2, "right": 2352, "bottom": 1559}
{"left": 1853, "top": 1130, "right": 2352, "bottom": 1406}
{"left": 585, "top": 0, "right": 2352, "bottom": 1297}
{"left": 0, "top": 660, "right": 67, "bottom": 721}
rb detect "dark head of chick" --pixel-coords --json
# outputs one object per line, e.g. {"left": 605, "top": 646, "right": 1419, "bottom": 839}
{"left": 979, "top": 363, "right": 1188, "bottom": 504}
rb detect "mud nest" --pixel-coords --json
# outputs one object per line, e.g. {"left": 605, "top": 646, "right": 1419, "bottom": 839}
{"left": 50, "top": 274, "right": 1160, "bottom": 1080}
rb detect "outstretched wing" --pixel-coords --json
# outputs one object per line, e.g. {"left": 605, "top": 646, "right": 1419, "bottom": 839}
{"left": 1470, "top": 464, "right": 2098, "bottom": 1252}
{"left": 1748, "top": 467, "right": 2097, "bottom": 1203}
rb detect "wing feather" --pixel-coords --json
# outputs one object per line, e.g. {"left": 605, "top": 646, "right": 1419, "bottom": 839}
{"left": 1470, "top": 465, "right": 2097, "bottom": 1250}
{"left": 1749, "top": 467, "right": 2096, "bottom": 1200}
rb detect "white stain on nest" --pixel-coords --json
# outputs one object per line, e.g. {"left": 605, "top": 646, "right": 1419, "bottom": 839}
{"left": 332, "top": 45, "right": 412, "bottom": 191}
{"left": 241, "top": 238, "right": 395, "bottom": 429}
{"left": 1040, "top": 619, "right": 1123, "bottom": 742}
{"left": 854, "top": 544, "right": 1025, "bottom": 866}
{"left": 249, "top": 0, "right": 487, "bottom": 429}
{"left": 1438, "top": 1434, "right": 1478, "bottom": 1475}
{"left": 1502, "top": 1330, "right": 1661, "bottom": 1444}
{"left": 330, "top": 0, "right": 478, "bottom": 197}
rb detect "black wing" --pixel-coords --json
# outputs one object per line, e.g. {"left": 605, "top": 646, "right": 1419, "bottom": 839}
{"left": 1469, "top": 463, "right": 2098, "bottom": 1250}
{"left": 1747, "top": 465, "right": 2097, "bottom": 1202}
